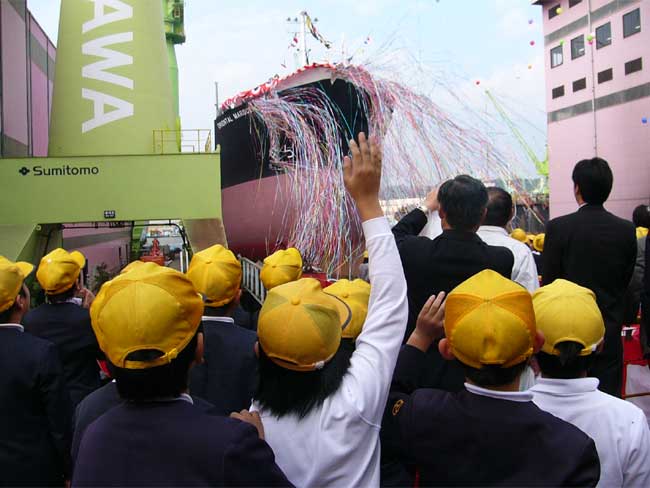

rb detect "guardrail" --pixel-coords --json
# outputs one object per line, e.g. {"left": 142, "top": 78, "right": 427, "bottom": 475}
{"left": 240, "top": 256, "right": 266, "bottom": 305}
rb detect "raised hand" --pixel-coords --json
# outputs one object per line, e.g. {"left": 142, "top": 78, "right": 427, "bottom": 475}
{"left": 343, "top": 132, "right": 383, "bottom": 221}
{"left": 423, "top": 187, "right": 439, "bottom": 213}
{"left": 407, "top": 292, "right": 446, "bottom": 352}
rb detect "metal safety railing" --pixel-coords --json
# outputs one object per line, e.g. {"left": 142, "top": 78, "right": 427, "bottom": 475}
{"left": 240, "top": 256, "right": 267, "bottom": 305}
{"left": 152, "top": 129, "right": 213, "bottom": 154}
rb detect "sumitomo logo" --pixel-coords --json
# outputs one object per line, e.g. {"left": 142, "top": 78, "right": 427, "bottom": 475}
{"left": 18, "top": 165, "right": 100, "bottom": 176}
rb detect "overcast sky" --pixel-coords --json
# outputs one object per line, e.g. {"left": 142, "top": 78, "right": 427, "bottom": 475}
{"left": 28, "top": 0, "right": 547, "bottom": 171}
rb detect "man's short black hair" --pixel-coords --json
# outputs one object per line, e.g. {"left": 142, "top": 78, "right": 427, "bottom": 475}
{"left": 254, "top": 339, "right": 354, "bottom": 419}
{"left": 483, "top": 187, "right": 513, "bottom": 227}
{"left": 632, "top": 205, "right": 650, "bottom": 228}
{"left": 461, "top": 360, "right": 527, "bottom": 387}
{"left": 438, "top": 175, "right": 488, "bottom": 231}
{"left": 0, "top": 285, "right": 27, "bottom": 323}
{"left": 572, "top": 158, "right": 613, "bottom": 205}
{"left": 113, "top": 333, "right": 198, "bottom": 401}
{"left": 536, "top": 341, "right": 596, "bottom": 379}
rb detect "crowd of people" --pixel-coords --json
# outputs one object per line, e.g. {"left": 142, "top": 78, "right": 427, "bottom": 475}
{"left": 1, "top": 132, "right": 649, "bottom": 487}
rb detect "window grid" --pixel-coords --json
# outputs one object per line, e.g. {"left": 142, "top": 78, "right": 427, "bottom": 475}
{"left": 552, "top": 86, "right": 565, "bottom": 99}
{"left": 551, "top": 45, "right": 564, "bottom": 68}
{"left": 624, "top": 58, "right": 643, "bottom": 75}
{"left": 571, "top": 35, "right": 585, "bottom": 59}
{"left": 549, "top": 4, "right": 561, "bottom": 20}
{"left": 597, "top": 68, "right": 613, "bottom": 84}
{"left": 572, "top": 78, "right": 587, "bottom": 92}
{"left": 596, "top": 22, "right": 612, "bottom": 49}
{"left": 623, "top": 8, "right": 641, "bottom": 38}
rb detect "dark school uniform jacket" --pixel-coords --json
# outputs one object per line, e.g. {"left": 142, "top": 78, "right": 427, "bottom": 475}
{"left": 72, "top": 400, "right": 291, "bottom": 487}
{"left": 381, "top": 345, "right": 601, "bottom": 487}
{"left": 24, "top": 302, "right": 102, "bottom": 406}
{"left": 0, "top": 326, "right": 72, "bottom": 486}
{"left": 392, "top": 209, "right": 514, "bottom": 391}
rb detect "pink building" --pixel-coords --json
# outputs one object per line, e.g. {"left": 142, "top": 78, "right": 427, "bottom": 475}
{"left": 0, "top": 0, "right": 55, "bottom": 157}
{"left": 533, "top": 0, "right": 650, "bottom": 219}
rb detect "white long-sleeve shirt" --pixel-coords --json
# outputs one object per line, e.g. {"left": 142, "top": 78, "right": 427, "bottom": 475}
{"left": 531, "top": 377, "right": 650, "bottom": 488}
{"left": 252, "top": 216, "right": 408, "bottom": 487}
{"left": 477, "top": 226, "right": 539, "bottom": 292}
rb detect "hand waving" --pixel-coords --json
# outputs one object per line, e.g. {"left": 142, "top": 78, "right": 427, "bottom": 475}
{"left": 343, "top": 132, "right": 383, "bottom": 221}
{"left": 407, "top": 292, "right": 446, "bottom": 352}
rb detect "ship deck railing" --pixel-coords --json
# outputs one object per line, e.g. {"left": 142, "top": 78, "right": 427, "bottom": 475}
{"left": 239, "top": 256, "right": 267, "bottom": 305}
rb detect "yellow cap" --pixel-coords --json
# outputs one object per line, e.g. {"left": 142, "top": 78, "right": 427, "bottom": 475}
{"left": 0, "top": 256, "right": 34, "bottom": 312}
{"left": 90, "top": 262, "right": 204, "bottom": 369}
{"left": 37, "top": 248, "right": 85, "bottom": 295}
{"left": 445, "top": 270, "right": 536, "bottom": 369}
{"left": 260, "top": 248, "right": 303, "bottom": 290}
{"left": 187, "top": 245, "right": 242, "bottom": 307}
{"left": 120, "top": 260, "right": 149, "bottom": 275}
{"left": 533, "top": 233, "right": 545, "bottom": 252}
{"left": 533, "top": 279, "right": 604, "bottom": 356}
{"left": 636, "top": 227, "right": 648, "bottom": 239}
{"left": 510, "top": 228, "right": 527, "bottom": 243}
{"left": 325, "top": 279, "right": 371, "bottom": 339}
{"left": 258, "top": 278, "right": 351, "bottom": 371}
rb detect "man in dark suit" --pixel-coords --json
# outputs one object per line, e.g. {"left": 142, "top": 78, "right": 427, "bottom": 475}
{"left": 0, "top": 256, "right": 72, "bottom": 486}
{"left": 186, "top": 244, "right": 257, "bottom": 415}
{"left": 392, "top": 175, "right": 514, "bottom": 391}
{"left": 543, "top": 158, "right": 636, "bottom": 396}
{"left": 24, "top": 248, "right": 102, "bottom": 407}
{"left": 73, "top": 263, "right": 289, "bottom": 486}
{"left": 382, "top": 271, "right": 600, "bottom": 487}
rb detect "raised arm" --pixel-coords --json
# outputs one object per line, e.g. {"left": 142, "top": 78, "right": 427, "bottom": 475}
{"left": 391, "top": 188, "right": 438, "bottom": 246}
{"left": 340, "top": 133, "right": 409, "bottom": 425}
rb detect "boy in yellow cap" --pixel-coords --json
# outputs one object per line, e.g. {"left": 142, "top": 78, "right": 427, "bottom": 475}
{"left": 531, "top": 280, "right": 650, "bottom": 487}
{"left": 0, "top": 256, "right": 72, "bottom": 486}
{"left": 186, "top": 244, "right": 257, "bottom": 415}
{"left": 24, "top": 248, "right": 102, "bottom": 407}
{"left": 244, "top": 133, "right": 409, "bottom": 487}
{"left": 382, "top": 270, "right": 601, "bottom": 486}
{"left": 260, "top": 247, "right": 303, "bottom": 290}
{"left": 72, "top": 263, "right": 289, "bottom": 486}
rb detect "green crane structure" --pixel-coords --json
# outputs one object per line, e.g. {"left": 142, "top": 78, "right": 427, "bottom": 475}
{"left": 485, "top": 90, "right": 548, "bottom": 193}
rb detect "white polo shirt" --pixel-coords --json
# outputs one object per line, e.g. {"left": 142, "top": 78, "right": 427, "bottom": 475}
{"left": 477, "top": 226, "right": 539, "bottom": 292}
{"left": 531, "top": 377, "right": 650, "bottom": 487}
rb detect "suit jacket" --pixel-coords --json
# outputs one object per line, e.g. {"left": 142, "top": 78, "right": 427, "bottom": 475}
{"left": 542, "top": 204, "right": 636, "bottom": 326}
{"left": 189, "top": 315, "right": 257, "bottom": 415}
{"left": 392, "top": 209, "right": 514, "bottom": 391}
{"left": 381, "top": 345, "right": 601, "bottom": 487}
{"left": 24, "top": 303, "right": 102, "bottom": 407}
{"left": 71, "top": 381, "right": 215, "bottom": 465}
{"left": 72, "top": 400, "right": 290, "bottom": 487}
{"left": 0, "top": 326, "right": 72, "bottom": 486}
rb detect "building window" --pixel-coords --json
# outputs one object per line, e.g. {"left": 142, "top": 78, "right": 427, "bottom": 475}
{"left": 623, "top": 8, "right": 641, "bottom": 38}
{"left": 572, "top": 78, "right": 587, "bottom": 92}
{"left": 571, "top": 35, "right": 585, "bottom": 59}
{"left": 596, "top": 22, "right": 612, "bottom": 49}
{"left": 551, "top": 45, "right": 564, "bottom": 68}
{"left": 625, "top": 57, "right": 643, "bottom": 75}
{"left": 569, "top": 0, "right": 582, "bottom": 7}
{"left": 552, "top": 86, "right": 565, "bottom": 99}
{"left": 598, "top": 68, "right": 613, "bottom": 84}
{"left": 549, "top": 4, "right": 561, "bottom": 19}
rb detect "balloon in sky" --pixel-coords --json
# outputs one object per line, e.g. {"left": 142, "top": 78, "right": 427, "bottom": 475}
{"left": 643, "top": 117, "right": 648, "bottom": 124}
{"left": 475, "top": 80, "right": 481, "bottom": 85}
{"left": 529, "top": 19, "right": 534, "bottom": 25}
{"left": 528, "top": 64, "right": 533, "bottom": 70}
{"left": 530, "top": 40, "right": 535, "bottom": 46}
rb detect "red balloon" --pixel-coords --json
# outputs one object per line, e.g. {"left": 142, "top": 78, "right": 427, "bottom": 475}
{"left": 530, "top": 40, "right": 535, "bottom": 46}
{"left": 475, "top": 80, "right": 481, "bottom": 85}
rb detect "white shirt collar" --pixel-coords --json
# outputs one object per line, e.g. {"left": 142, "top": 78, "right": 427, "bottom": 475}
{"left": 531, "top": 377, "right": 599, "bottom": 396}
{"left": 465, "top": 382, "right": 533, "bottom": 402}
{"left": 202, "top": 316, "right": 234, "bottom": 324}
{"left": 478, "top": 225, "right": 509, "bottom": 237}
{"left": 0, "top": 323, "right": 24, "bottom": 332}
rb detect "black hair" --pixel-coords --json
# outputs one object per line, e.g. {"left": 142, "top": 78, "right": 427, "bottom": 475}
{"left": 462, "top": 361, "right": 527, "bottom": 387}
{"left": 253, "top": 339, "right": 354, "bottom": 418}
{"left": 0, "top": 285, "right": 27, "bottom": 323}
{"left": 632, "top": 205, "right": 650, "bottom": 228}
{"left": 438, "top": 175, "right": 488, "bottom": 231}
{"left": 536, "top": 341, "right": 595, "bottom": 379}
{"left": 572, "top": 158, "right": 613, "bottom": 205}
{"left": 113, "top": 333, "right": 198, "bottom": 401}
{"left": 203, "top": 304, "right": 231, "bottom": 316}
{"left": 483, "top": 187, "right": 513, "bottom": 227}
{"left": 46, "top": 285, "right": 77, "bottom": 304}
